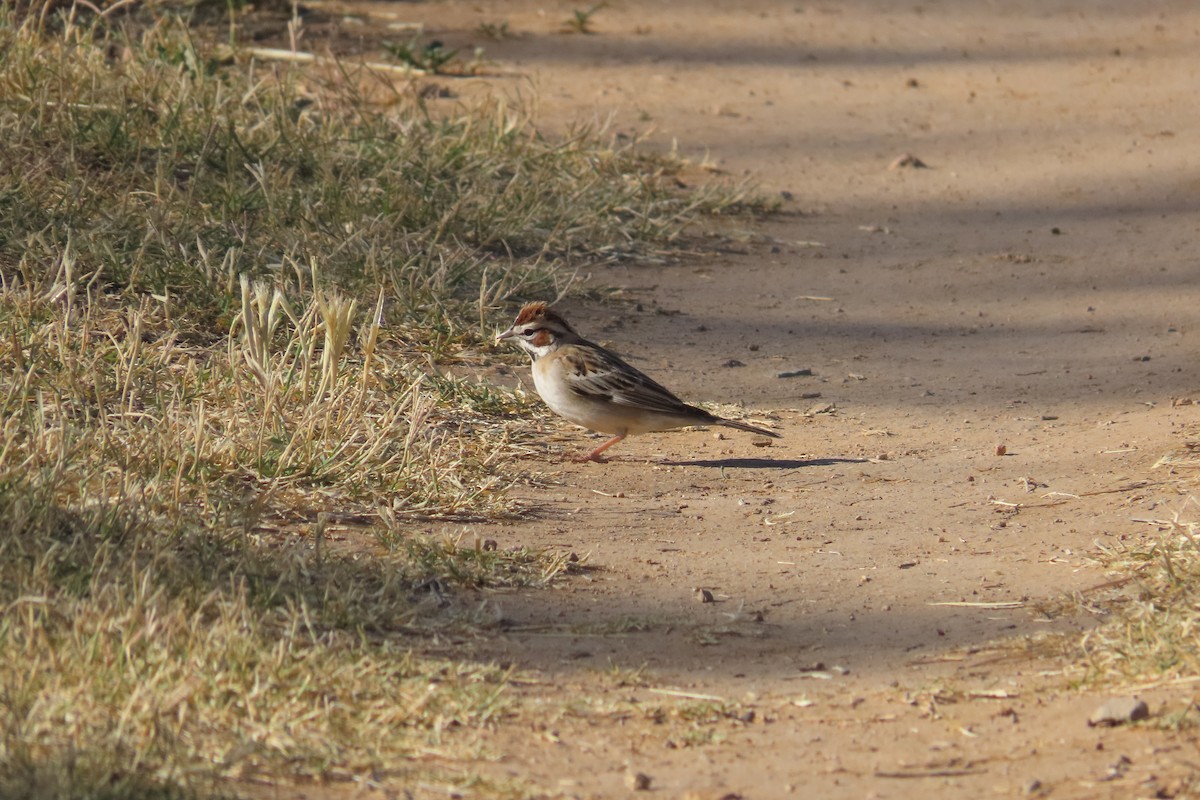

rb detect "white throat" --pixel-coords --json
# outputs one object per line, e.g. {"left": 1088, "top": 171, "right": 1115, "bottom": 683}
{"left": 519, "top": 338, "right": 556, "bottom": 361}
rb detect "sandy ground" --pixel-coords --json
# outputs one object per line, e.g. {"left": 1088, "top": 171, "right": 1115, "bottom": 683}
{"left": 310, "top": 1, "right": 1200, "bottom": 796}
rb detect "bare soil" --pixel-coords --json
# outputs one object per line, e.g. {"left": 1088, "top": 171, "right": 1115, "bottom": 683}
{"left": 311, "top": 1, "right": 1200, "bottom": 796}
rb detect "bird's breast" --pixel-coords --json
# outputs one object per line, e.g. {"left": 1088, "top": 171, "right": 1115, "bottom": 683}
{"left": 531, "top": 358, "right": 585, "bottom": 418}
{"left": 531, "top": 357, "right": 701, "bottom": 436}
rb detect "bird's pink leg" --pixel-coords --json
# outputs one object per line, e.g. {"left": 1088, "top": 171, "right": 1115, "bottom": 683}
{"left": 575, "top": 434, "right": 625, "bottom": 463}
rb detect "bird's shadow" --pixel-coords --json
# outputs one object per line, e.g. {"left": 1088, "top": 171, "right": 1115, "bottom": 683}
{"left": 658, "top": 456, "right": 870, "bottom": 470}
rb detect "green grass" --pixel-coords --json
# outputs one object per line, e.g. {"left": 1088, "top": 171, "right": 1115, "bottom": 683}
{"left": 0, "top": 8, "right": 759, "bottom": 332}
{"left": 0, "top": 5, "right": 764, "bottom": 796}
{"left": 382, "top": 36, "right": 462, "bottom": 74}
{"left": 476, "top": 21, "right": 511, "bottom": 41}
{"left": 563, "top": 3, "right": 607, "bottom": 35}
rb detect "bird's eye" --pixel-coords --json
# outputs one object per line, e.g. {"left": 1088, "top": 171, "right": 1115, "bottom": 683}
{"left": 522, "top": 329, "right": 536, "bottom": 337}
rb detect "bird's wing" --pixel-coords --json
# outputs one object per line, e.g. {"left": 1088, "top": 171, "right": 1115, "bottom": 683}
{"left": 559, "top": 345, "right": 709, "bottom": 418}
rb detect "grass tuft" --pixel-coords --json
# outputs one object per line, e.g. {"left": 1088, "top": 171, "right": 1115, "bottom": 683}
{"left": 1080, "top": 493, "right": 1200, "bottom": 685}
{"left": 563, "top": 3, "right": 606, "bottom": 35}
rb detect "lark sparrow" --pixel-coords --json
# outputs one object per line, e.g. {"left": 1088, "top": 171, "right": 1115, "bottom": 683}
{"left": 497, "top": 302, "right": 781, "bottom": 462}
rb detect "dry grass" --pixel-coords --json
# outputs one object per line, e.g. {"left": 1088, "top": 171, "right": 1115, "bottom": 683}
{"left": 1080, "top": 491, "right": 1200, "bottom": 687}
{"left": 0, "top": 6, "right": 763, "bottom": 333}
{"left": 977, "top": 433, "right": 1200, "bottom": 694}
{"left": 0, "top": 269, "right": 582, "bottom": 797}
{"left": 0, "top": 5, "right": 763, "bottom": 796}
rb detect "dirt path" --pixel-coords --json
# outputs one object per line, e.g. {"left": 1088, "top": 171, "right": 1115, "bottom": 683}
{"left": 350, "top": 1, "right": 1200, "bottom": 796}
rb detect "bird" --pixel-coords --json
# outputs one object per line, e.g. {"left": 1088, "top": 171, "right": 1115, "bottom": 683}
{"left": 496, "top": 301, "right": 782, "bottom": 462}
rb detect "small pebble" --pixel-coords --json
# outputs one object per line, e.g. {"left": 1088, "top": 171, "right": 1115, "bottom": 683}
{"left": 777, "top": 368, "right": 814, "bottom": 378}
{"left": 1088, "top": 697, "right": 1149, "bottom": 727}
{"left": 889, "top": 153, "right": 928, "bottom": 169}
{"left": 625, "top": 771, "right": 652, "bottom": 791}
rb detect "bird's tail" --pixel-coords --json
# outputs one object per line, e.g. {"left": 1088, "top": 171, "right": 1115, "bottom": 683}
{"left": 719, "top": 418, "right": 782, "bottom": 439}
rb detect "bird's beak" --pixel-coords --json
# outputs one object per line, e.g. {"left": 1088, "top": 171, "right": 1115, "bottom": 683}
{"left": 495, "top": 326, "right": 516, "bottom": 344}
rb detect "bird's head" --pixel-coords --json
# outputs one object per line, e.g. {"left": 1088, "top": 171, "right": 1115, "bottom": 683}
{"left": 496, "top": 301, "right": 578, "bottom": 359}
